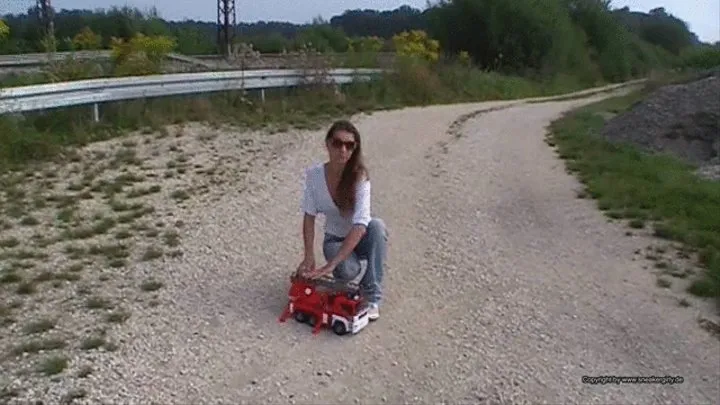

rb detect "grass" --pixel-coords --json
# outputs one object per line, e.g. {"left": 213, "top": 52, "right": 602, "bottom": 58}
{"left": 37, "top": 355, "right": 69, "bottom": 375}
{"left": 140, "top": 279, "right": 163, "bottom": 291}
{"left": 12, "top": 337, "right": 67, "bottom": 355}
{"left": 22, "top": 318, "right": 56, "bottom": 334}
{"left": 546, "top": 82, "right": 720, "bottom": 304}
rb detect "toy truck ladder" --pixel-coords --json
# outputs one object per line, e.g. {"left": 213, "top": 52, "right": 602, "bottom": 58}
{"left": 289, "top": 272, "right": 360, "bottom": 294}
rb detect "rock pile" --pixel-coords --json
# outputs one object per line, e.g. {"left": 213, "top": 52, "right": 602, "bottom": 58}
{"left": 600, "top": 70, "right": 720, "bottom": 180}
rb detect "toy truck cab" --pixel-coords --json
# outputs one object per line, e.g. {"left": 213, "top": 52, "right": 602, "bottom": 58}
{"left": 325, "top": 290, "right": 370, "bottom": 335}
{"left": 279, "top": 273, "right": 370, "bottom": 336}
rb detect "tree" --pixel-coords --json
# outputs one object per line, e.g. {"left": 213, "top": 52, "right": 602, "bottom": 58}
{"left": 0, "top": 20, "right": 9, "bottom": 41}
{"left": 72, "top": 26, "right": 102, "bottom": 50}
{"left": 425, "top": 0, "right": 589, "bottom": 74}
{"left": 392, "top": 30, "right": 439, "bottom": 62}
{"left": 110, "top": 33, "right": 177, "bottom": 76}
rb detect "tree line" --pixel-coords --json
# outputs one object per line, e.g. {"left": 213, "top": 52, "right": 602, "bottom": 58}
{"left": 1, "top": 0, "right": 717, "bottom": 83}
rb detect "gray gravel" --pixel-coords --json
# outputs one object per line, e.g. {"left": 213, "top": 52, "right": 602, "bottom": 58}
{"left": 600, "top": 72, "right": 720, "bottom": 174}
{"left": 2, "top": 85, "right": 719, "bottom": 404}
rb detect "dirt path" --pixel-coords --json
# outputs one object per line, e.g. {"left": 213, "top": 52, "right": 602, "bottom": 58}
{"left": 3, "top": 85, "right": 719, "bottom": 404}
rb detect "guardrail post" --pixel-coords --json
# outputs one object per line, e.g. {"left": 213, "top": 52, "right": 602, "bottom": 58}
{"left": 92, "top": 103, "right": 99, "bottom": 122}
{"left": 261, "top": 88, "right": 265, "bottom": 103}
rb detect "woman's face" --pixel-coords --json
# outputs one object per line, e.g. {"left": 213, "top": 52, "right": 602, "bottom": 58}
{"left": 327, "top": 129, "right": 356, "bottom": 166}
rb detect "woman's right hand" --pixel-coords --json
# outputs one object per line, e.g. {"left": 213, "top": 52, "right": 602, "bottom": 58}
{"left": 296, "top": 256, "right": 315, "bottom": 276}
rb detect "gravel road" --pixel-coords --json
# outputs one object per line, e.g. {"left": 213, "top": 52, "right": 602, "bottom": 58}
{"left": 6, "top": 85, "right": 719, "bottom": 404}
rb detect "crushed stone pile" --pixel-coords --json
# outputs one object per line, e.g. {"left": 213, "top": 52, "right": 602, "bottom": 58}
{"left": 600, "top": 71, "right": 720, "bottom": 180}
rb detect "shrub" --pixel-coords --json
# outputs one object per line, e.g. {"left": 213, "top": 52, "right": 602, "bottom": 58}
{"left": 0, "top": 20, "right": 9, "bottom": 41}
{"left": 458, "top": 51, "right": 471, "bottom": 66}
{"left": 110, "top": 33, "right": 176, "bottom": 76}
{"left": 348, "top": 36, "right": 384, "bottom": 53}
{"left": 72, "top": 27, "right": 102, "bottom": 50}
{"left": 392, "top": 30, "right": 440, "bottom": 63}
{"left": 678, "top": 46, "right": 720, "bottom": 70}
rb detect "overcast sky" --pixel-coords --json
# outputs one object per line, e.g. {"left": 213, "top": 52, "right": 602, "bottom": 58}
{"left": 2, "top": 0, "right": 718, "bottom": 43}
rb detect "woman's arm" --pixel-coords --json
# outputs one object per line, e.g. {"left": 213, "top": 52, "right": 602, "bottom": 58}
{"left": 327, "top": 179, "right": 371, "bottom": 267}
{"left": 302, "top": 213, "right": 315, "bottom": 260}
{"left": 327, "top": 225, "right": 366, "bottom": 268}
{"left": 300, "top": 167, "right": 319, "bottom": 263}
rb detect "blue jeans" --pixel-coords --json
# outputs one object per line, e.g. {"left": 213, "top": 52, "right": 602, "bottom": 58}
{"left": 323, "top": 218, "right": 388, "bottom": 305}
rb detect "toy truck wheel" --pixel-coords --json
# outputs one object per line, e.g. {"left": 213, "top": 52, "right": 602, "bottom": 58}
{"left": 307, "top": 315, "right": 317, "bottom": 327}
{"left": 294, "top": 312, "right": 309, "bottom": 323}
{"left": 332, "top": 321, "right": 348, "bottom": 336}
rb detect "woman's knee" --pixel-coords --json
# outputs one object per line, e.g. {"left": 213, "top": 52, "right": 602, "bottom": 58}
{"left": 367, "top": 218, "right": 388, "bottom": 240}
{"left": 333, "top": 259, "right": 361, "bottom": 280}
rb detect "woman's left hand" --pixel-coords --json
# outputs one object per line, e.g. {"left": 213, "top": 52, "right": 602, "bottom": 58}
{"left": 305, "top": 262, "right": 335, "bottom": 279}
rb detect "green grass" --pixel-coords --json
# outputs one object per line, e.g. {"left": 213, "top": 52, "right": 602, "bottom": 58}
{"left": 547, "top": 86, "right": 720, "bottom": 302}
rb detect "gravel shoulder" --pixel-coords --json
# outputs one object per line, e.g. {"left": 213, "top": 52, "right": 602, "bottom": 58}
{"left": 2, "top": 85, "right": 719, "bottom": 404}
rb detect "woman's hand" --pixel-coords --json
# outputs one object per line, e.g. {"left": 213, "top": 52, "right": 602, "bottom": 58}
{"left": 304, "top": 262, "right": 335, "bottom": 279}
{"left": 296, "top": 256, "right": 316, "bottom": 276}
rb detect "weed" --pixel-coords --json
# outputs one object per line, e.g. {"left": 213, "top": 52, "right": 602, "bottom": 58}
{"left": 140, "top": 279, "right": 163, "bottom": 291}
{"left": 1, "top": 271, "right": 22, "bottom": 284}
{"left": 105, "top": 310, "right": 131, "bottom": 324}
{"left": 19, "top": 216, "right": 40, "bottom": 226}
{"left": 0, "top": 237, "right": 20, "bottom": 248}
{"left": 114, "top": 228, "right": 133, "bottom": 240}
{"left": 162, "top": 230, "right": 180, "bottom": 247}
{"left": 16, "top": 281, "right": 37, "bottom": 295}
{"left": 22, "top": 318, "right": 56, "bottom": 334}
{"left": 60, "top": 388, "right": 88, "bottom": 403}
{"left": 85, "top": 296, "right": 113, "bottom": 310}
{"left": 108, "top": 258, "right": 127, "bottom": 268}
{"left": 77, "top": 365, "right": 93, "bottom": 378}
{"left": 170, "top": 189, "right": 191, "bottom": 201}
{"left": 55, "top": 271, "right": 82, "bottom": 282}
{"left": 141, "top": 246, "right": 163, "bottom": 261}
{"left": 37, "top": 355, "right": 69, "bottom": 375}
{"left": 88, "top": 243, "right": 130, "bottom": 262}
{"left": 12, "top": 338, "right": 67, "bottom": 355}
{"left": 67, "top": 263, "right": 84, "bottom": 273}
{"left": 63, "top": 245, "right": 86, "bottom": 260}
{"left": 80, "top": 336, "right": 106, "bottom": 350}
{"left": 656, "top": 277, "right": 672, "bottom": 288}
{"left": 628, "top": 218, "right": 645, "bottom": 229}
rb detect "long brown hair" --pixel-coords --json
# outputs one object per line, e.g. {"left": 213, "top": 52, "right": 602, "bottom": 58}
{"left": 326, "top": 119, "right": 368, "bottom": 213}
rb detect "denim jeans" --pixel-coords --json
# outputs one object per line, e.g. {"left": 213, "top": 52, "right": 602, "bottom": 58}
{"left": 323, "top": 218, "right": 388, "bottom": 305}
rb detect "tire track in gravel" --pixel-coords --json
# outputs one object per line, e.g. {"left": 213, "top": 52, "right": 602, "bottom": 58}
{"left": 63, "top": 85, "right": 719, "bottom": 405}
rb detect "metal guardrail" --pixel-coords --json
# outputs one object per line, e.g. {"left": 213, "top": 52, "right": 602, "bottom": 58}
{"left": 0, "top": 51, "right": 113, "bottom": 67}
{"left": 0, "top": 51, "right": 397, "bottom": 67}
{"left": 0, "top": 68, "right": 384, "bottom": 121}
{"left": 0, "top": 51, "right": 214, "bottom": 68}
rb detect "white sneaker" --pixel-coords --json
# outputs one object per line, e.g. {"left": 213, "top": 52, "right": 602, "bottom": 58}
{"left": 367, "top": 304, "right": 379, "bottom": 321}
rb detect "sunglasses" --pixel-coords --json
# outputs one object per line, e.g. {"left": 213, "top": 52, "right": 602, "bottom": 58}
{"left": 330, "top": 138, "right": 356, "bottom": 151}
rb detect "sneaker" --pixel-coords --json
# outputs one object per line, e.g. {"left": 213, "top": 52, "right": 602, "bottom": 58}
{"left": 367, "top": 303, "right": 379, "bottom": 321}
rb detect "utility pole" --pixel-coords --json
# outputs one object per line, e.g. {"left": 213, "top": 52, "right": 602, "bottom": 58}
{"left": 217, "top": 0, "right": 236, "bottom": 58}
{"left": 36, "top": 0, "right": 55, "bottom": 52}
{"left": 36, "top": 0, "right": 54, "bottom": 38}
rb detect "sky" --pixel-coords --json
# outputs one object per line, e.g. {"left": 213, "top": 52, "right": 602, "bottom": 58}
{"left": 1, "top": 0, "right": 719, "bottom": 43}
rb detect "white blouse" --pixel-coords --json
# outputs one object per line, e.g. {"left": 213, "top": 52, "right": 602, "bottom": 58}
{"left": 301, "top": 163, "right": 372, "bottom": 238}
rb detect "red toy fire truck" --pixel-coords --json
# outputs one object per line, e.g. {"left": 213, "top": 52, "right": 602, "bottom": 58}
{"left": 278, "top": 272, "right": 370, "bottom": 336}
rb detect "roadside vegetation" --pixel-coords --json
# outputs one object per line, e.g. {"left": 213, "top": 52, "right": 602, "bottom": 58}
{"left": 546, "top": 76, "right": 720, "bottom": 306}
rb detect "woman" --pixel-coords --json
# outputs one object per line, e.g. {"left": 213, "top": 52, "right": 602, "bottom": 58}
{"left": 297, "top": 119, "right": 388, "bottom": 321}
